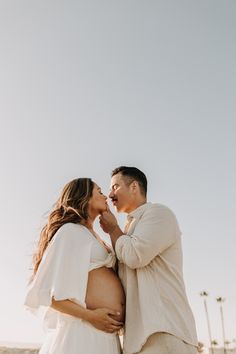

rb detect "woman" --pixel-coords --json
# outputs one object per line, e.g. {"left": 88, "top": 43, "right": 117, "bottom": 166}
{"left": 25, "top": 178, "right": 125, "bottom": 354}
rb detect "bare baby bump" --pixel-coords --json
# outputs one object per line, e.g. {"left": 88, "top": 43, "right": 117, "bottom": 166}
{"left": 85, "top": 267, "right": 125, "bottom": 322}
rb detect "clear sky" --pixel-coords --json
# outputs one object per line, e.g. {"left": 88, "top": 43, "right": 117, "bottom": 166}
{"left": 0, "top": 0, "right": 235, "bottom": 348}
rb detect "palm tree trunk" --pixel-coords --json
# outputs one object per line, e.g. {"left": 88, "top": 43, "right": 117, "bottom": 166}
{"left": 220, "top": 304, "right": 227, "bottom": 354}
{"left": 203, "top": 299, "right": 215, "bottom": 354}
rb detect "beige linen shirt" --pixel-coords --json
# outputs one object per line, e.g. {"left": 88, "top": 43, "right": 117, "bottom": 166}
{"left": 115, "top": 202, "right": 198, "bottom": 354}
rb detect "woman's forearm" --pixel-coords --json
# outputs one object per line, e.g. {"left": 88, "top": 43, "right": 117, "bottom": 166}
{"left": 51, "top": 298, "right": 123, "bottom": 333}
{"left": 51, "top": 298, "right": 91, "bottom": 321}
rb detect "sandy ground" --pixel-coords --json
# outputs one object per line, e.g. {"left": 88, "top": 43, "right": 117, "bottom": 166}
{"left": 0, "top": 347, "right": 39, "bottom": 354}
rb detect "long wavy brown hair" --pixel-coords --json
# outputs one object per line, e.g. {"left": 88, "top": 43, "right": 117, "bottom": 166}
{"left": 32, "top": 178, "right": 94, "bottom": 279}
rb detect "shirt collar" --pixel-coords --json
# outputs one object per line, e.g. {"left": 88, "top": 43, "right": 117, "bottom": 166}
{"left": 127, "top": 202, "right": 152, "bottom": 221}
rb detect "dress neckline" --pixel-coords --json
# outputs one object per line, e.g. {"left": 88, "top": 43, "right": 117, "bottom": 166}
{"left": 81, "top": 224, "right": 113, "bottom": 254}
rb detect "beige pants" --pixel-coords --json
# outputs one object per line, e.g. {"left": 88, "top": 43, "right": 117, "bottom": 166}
{"left": 137, "top": 332, "right": 198, "bottom": 354}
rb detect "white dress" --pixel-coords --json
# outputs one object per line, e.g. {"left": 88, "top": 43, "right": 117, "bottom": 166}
{"left": 24, "top": 223, "right": 122, "bottom": 354}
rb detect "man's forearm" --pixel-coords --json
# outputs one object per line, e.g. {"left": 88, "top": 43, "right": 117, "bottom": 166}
{"left": 109, "top": 224, "right": 124, "bottom": 250}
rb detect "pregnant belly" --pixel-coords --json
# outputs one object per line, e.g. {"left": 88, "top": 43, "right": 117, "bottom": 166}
{"left": 85, "top": 267, "right": 125, "bottom": 322}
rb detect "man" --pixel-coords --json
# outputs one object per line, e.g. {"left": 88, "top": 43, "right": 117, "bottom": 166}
{"left": 99, "top": 166, "right": 198, "bottom": 354}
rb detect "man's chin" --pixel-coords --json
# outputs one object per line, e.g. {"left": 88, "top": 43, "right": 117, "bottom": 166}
{"left": 111, "top": 204, "right": 119, "bottom": 212}
{"left": 111, "top": 202, "right": 124, "bottom": 212}
{"left": 114, "top": 205, "right": 123, "bottom": 213}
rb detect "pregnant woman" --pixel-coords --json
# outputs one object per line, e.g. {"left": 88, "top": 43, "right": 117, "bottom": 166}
{"left": 25, "top": 178, "right": 125, "bottom": 354}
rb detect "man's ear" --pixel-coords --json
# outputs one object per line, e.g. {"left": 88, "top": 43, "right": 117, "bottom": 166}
{"left": 130, "top": 180, "right": 138, "bottom": 193}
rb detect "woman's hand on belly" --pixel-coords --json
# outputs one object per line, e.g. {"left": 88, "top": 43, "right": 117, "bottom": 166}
{"left": 85, "top": 307, "right": 123, "bottom": 333}
{"left": 86, "top": 267, "right": 126, "bottom": 322}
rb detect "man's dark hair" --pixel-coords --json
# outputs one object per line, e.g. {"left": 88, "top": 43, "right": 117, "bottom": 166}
{"left": 111, "top": 166, "right": 147, "bottom": 197}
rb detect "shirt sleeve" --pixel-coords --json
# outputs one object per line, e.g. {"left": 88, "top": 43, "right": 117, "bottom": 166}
{"left": 24, "top": 223, "right": 92, "bottom": 311}
{"left": 115, "top": 205, "right": 179, "bottom": 269}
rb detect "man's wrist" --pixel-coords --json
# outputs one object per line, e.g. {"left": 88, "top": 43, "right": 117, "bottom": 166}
{"left": 109, "top": 224, "right": 123, "bottom": 240}
{"left": 109, "top": 222, "right": 119, "bottom": 234}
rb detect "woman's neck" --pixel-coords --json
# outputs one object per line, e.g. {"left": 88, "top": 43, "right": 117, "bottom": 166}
{"left": 82, "top": 217, "right": 94, "bottom": 231}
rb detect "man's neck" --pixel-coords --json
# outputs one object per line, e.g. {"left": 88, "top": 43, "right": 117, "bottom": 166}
{"left": 125, "top": 200, "right": 147, "bottom": 214}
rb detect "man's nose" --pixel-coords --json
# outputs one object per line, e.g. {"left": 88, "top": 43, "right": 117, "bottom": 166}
{"left": 109, "top": 190, "right": 114, "bottom": 199}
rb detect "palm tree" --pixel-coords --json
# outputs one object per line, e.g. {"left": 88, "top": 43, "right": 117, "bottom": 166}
{"left": 211, "top": 340, "right": 218, "bottom": 347}
{"left": 200, "top": 291, "right": 214, "bottom": 354}
{"left": 216, "top": 297, "right": 227, "bottom": 354}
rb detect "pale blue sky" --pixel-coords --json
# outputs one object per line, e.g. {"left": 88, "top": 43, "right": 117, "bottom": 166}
{"left": 0, "top": 0, "right": 235, "bottom": 347}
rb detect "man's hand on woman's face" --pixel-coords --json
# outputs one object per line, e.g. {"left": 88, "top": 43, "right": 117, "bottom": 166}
{"left": 99, "top": 209, "right": 118, "bottom": 234}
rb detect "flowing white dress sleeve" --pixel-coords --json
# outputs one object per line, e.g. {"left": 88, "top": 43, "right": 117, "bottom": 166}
{"left": 24, "top": 222, "right": 93, "bottom": 328}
